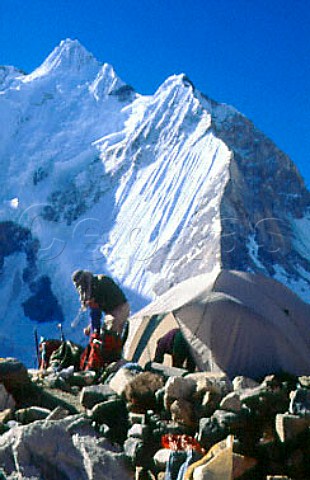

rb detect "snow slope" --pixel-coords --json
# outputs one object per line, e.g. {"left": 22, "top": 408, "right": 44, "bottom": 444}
{"left": 0, "top": 39, "right": 309, "bottom": 365}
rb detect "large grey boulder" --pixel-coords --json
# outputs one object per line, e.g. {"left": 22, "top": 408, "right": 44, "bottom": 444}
{"left": 232, "top": 376, "right": 259, "bottom": 391}
{"left": 0, "top": 358, "right": 31, "bottom": 405}
{"left": 109, "top": 367, "right": 137, "bottom": 396}
{"left": 0, "top": 415, "right": 133, "bottom": 480}
{"left": 220, "top": 391, "right": 242, "bottom": 412}
{"left": 276, "top": 413, "right": 310, "bottom": 442}
{"left": 45, "top": 406, "right": 71, "bottom": 421}
{"left": 289, "top": 388, "right": 310, "bottom": 415}
{"left": 80, "top": 384, "right": 117, "bottom": 410}
{"left": 197, "top": 417, "right": 226, "bottom": 450}
{"left": 89, "top": 398, "right": 128, "bottom": 444}
{"left": 164, "top": 376, "right": 196, "bottom": 410}
{"left": 146, "top": 362, "right": 188, "bottom": 379}
{"left": 15, "top": 406, "right": 51, "bottom": 424}
{"left": 186, "top": 372, "right": 232, "bottom": 397}
{"left": 123, "top": 437, "right": 146, "bottom": 467}
{"left": 124, "top": 372, "right": 164, "bottom": 413}
{"left": 170, "top": 398, "right": 197, "bottom": 428}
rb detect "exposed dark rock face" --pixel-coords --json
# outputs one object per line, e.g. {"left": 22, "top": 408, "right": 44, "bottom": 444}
{"left": 211, "top": 109, "right": 310, "bottom": 281}
{"left": 110, "top": 84, "right": 136, "bottom": 102}
{"left": 0, "top": 221, "right": 63, "bottom": 323}
{"left": 0, "top": 221, "right": 38, "bottom": 272}
{"left": 22, "top": 275, "right": 64, "bottom": 323}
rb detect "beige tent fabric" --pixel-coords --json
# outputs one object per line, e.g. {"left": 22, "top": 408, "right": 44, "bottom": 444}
{"left": 129, "top": 269, "right": 221, "bottom": 320}
{"left": 177, "top": 294, "right": 309, "bottom": 377}
{"left": 125, "top": 270, "right": 310, "bottom": 378}
{"left": 213, "top": 270, "right": 310, "bottom": 353}
{"left": 125, "top": 312, "right": 179, "bottom": 366}
{"left": 123, "top": 270, "right": 219, "bottom": 361}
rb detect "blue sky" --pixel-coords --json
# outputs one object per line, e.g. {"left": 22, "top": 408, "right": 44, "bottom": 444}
{"left": 1, "top": 0, "right": 309, "bottom": 186}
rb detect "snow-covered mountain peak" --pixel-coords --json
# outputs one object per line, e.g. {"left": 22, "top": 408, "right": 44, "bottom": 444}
{"left": 89, "top": 62, "right": 131, "bottom": 101}
{"left": 155, "top": 73, "right": 195, "bottom": 96}
{"left": 52, "top": 38, "right": 98, "bottom": 67}
{"left": 21, "top": 38, "right": 100, "bottom": 84}
{"left": 155, "top": 74, "right": 240, "bottom": 127}
{"left": 0, "top": 40, "right": 309, "bottom": 367}
{"left": 165, "top": 73, "right": 195, "bottom": 87}
{"left": 145, "top": 72, "right": 204, "bottom": 127}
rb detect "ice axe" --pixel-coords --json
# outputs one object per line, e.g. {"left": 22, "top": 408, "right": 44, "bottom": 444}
{"left": 71, "top": 307, "right": 83, "bottom": 328}
{"left": 34, "top": 328, "right": 40, "bottom": 369}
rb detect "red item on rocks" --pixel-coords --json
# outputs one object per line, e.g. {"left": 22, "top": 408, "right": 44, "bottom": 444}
{"left": 161, "top": 434, "right": 205, "bottom": 454}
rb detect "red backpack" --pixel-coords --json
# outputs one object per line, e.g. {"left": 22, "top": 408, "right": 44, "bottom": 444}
{"left": 80, "top": 331, "right": 122, "bottom": 371}
{"left": 101, "top": 329, "right": 122, "bottom": 363}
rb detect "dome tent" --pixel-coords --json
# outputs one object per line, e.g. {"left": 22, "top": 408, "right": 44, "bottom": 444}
{"left": 125, "top": 270, "right": 310, "bottom": 379}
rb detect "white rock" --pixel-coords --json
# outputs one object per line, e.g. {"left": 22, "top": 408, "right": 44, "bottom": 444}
{"left": 127, "top": 423, "right": 149, "bottom": 440}
{"left": 233, "top": 376, "right": 259, "bottom": 391}
{"left": 220, "top": 392, "right": 242, "bottom": 412}
{"left": 153, "top": 448, "right": 171, "bottom": 469}
{"left": 170, "top": 398, "right": 196, "bottom": 427}
{"left": 109, "top": 368, "right": 138, "bottom": 397}
{"left": 58, "top": 365, "right": 75, "bottom": 379}
{"left": 164, "top": 376, "right": 196, "bottom": 409}
{"left": 186, "top": 372, "right": 233, "bottom": 396}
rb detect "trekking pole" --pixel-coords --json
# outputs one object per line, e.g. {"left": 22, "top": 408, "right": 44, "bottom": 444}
{"left": 58, "top": 323, "right": 65, "bottom": 342}
{"left": 34, "top": 328, "right": 40, "bottom": 369}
